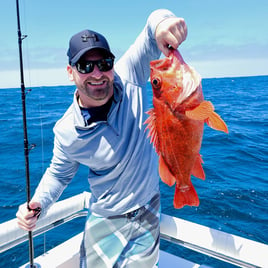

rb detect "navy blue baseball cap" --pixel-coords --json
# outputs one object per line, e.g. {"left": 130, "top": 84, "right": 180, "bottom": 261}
{"left": 67, "top": 29, "right": 114, "bottom": 65}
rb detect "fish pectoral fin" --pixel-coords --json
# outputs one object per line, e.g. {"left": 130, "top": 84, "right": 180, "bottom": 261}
{"left": 185, "top": 101, "right": 228, "bottom": 133}
{"left": 159, "top": 155, "right": 176, "bottom": 186}
{"left": 205, "top": 112, "right": 229, "bottom": 133}
{"left": 185, "top": 101, "right": 214, "bottom": 121}
{"left": 174, "top": 182, "right": 200, "bottom": 209}
{"left": 191, "top": 154, "right": 205, "bottom": 180}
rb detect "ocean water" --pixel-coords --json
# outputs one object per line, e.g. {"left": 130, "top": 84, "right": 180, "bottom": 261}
{"left": 0, "top": 76, "right": 267, "bottom": 267}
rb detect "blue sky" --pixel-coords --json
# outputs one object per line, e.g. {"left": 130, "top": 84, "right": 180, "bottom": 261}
{"left": 0, "top": 0, "right": 267, "bottom": 88}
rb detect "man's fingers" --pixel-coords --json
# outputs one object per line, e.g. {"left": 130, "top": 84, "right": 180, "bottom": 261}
{"left": 155, "top": 17, "right": 188, "bottom": 56}
{"left": 17, "top": 219, "right": 37, "bottom": 231}
{"left": 16, "top": 202, "right": 40, "bottom": 231}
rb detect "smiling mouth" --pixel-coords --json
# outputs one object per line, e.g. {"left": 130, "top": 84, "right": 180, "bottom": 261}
{"left": 88, "top": 81, "right": 106, "bottom": 86}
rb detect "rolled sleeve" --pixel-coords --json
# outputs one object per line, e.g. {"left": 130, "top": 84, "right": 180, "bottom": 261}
{"left": 115, "top": 9, "right": 175, "bottom": 86}
{"left": 32, "top": 135, "right": 79, "bottom": 214}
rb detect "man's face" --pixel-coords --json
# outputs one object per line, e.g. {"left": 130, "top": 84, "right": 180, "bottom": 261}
{"left": 67, "top": 49, "right": 114, "bottom": 108}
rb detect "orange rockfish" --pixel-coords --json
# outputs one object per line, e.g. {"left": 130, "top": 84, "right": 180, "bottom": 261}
{"left": 145, "top": 49, "right": 228, "bottom": 209}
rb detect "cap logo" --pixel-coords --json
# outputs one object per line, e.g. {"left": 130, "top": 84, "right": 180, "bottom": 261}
{"left": 81, "top": 33, "right": 98, "bottom": 42}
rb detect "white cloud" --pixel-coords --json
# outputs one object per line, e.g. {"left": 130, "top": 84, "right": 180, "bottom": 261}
{"left": 0, "top": 58, "right": 267, "bottom": 89}
{"left": 191, "top": 58, "right": 268, "bottom": 78}
{"left": 0, "top": 68, "right": 72, "bottom": 89}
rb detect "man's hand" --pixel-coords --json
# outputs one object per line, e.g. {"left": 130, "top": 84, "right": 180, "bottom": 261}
{"left": 155, "top": 17, "right": 188, "bottom": 56}
{"left": 16, "top": 201, "right": 41, "bottom": 231}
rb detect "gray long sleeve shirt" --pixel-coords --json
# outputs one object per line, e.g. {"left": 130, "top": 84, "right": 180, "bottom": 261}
{"left": 32, "top": 9, "right": 175, "bottom": 217}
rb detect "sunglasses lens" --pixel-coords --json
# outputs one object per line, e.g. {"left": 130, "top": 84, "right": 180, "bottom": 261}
{"left": 76, "top": 58, "right": 114, "bottom": 74}
{"left": 76, "top": 61, "right": 93, "bottom": 74}
{"left": 97, "top": 59, "right": 114, "bottom": 72}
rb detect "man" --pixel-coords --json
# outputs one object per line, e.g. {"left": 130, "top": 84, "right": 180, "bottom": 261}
{"left": 16, "top": 9, "right": 187, "bottom": 267}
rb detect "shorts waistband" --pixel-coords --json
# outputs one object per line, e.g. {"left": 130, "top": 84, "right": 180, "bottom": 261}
{"left": 108, "top": 193, "right": 160, "bottom": 220}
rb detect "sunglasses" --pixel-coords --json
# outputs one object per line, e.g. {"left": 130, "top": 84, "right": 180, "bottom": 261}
{"left": 75, "top": 58, "right": 114, "bottom": 74}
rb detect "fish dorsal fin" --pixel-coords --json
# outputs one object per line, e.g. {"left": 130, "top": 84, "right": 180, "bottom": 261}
{"left": 145, "top": 109, "right": 176, "bottom": 187}
{"left": 144, "top": 109, "right": 160, "bottom": 153}
{"left": 185, "top": 101, "right": 228, "bottom": 133}
{"left": 191, "top": 154, "right": 205, "bottom": 180}
{"left": 159, "top": 155, "right": 176, "bottom": 186}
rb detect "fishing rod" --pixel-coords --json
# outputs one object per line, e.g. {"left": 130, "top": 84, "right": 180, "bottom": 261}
{"left": 16, "top": 1, "right": 40, "bottom": 267}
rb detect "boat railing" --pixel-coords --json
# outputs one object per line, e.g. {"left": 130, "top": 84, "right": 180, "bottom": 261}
{"left": 0, "top": 192, "right": 267, "bottom": 268}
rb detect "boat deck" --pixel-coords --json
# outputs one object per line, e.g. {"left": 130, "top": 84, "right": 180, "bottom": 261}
{"left": 26, "top": 232, "right": 208, "bottom": 268}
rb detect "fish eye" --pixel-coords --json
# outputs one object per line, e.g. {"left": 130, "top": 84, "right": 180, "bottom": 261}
{"left": 152, "top": 77, "right": 161, "bottom": 89}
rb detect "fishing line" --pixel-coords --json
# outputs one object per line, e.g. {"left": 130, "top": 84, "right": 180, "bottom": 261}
{"left": 15, "top": 0, "right": 40, "bottom": 267}
{"left": 36, "top": 80, "right": 47, "bottom": 257}
{"left": 20, "top": 0, "right": 48, "bottom": 258}
{"left": 21, "top": 0, "right": 32, "bottom": 89}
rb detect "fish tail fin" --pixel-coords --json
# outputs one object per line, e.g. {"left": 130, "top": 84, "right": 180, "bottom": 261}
{"left": 185, "top": 101, "right": 228, "bottom": 133}
{"left": 174, "top": 182, "right": 200, "bottom": 209}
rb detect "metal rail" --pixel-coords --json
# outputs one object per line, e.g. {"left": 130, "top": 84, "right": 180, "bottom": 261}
{"left": 0, "top": 192, "right": 90, "bottom": 253}
{"left": 0, "top": 210, "right": 87, "bottom": 253}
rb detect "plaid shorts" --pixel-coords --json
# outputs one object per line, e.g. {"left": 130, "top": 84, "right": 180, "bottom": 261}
{"left": 80, "top": 193, "right": 160, "bottom": 268}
